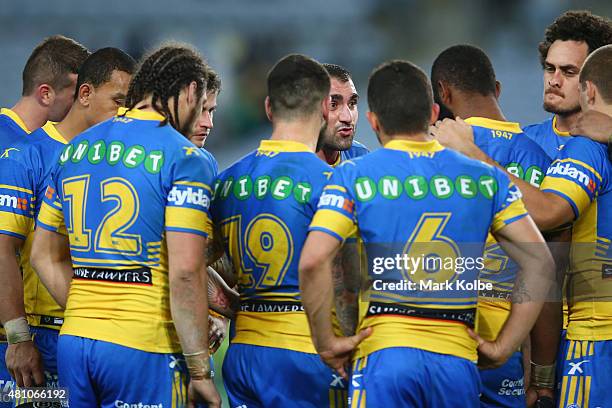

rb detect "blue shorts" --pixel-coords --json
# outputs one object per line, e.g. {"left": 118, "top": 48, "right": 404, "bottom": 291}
{"left": 0, "top": 341, "right": 14, "bottom": 408}
{"left": 58, "top": 335, "right": 191, "bottom": 408}
{"left": 349, "top": 347, "right": 481, "bottom": 408}
{"left": 479, "top": 351, "right": 525, "bottom": 407}
{"left": 222, "top": 343, "right": 347, "bottom": 408}
{"left": 557, "top": 339, "right": 612, "bottom": 408}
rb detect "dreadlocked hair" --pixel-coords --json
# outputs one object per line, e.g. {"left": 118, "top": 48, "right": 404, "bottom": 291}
{"left": 125, "top": 44, "right": 208, "bottom": 130}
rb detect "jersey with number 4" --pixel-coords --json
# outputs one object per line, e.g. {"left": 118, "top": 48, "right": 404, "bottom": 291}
{"left": 309, "top": 139, "right": 528, "bottom": 362}
{"left": 211, "top": 139, "right": 331, "bottom": 354}
{"left": 37, "top": 108, "right": 215, "bottom": 353}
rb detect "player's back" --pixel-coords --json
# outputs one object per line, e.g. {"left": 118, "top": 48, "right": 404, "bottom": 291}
{"left": 523, "top": 116, "right": 571, "bottom": 159}
{"left": 312, "top": 139, "right": 526, "bottom": 362}
{"left": 37, "top": 108, "right": 215, "bottom": 353}
{"left": 211, "top": 139, "right": 331, "bottom": 353}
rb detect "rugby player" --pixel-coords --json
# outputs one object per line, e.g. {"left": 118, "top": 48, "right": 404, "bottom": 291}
{"left": 432, "top": 45, "right": 612, "bottom": 407}
{"left": 430, "top": 44, "right": 552, "bottom": 408}
{"left": 0, "top": 35, "right": 88, "bottom": 400}
{"left": 211, "top": 54, "right": 355, "bottom": 407}
{"left": 2, "top": 48, "right": 134, "bottom": 406}
{"left": 299, "top": 60, "right": 554, "bottom": 407}
{"left": 523, "top": 10, "right": 612, "bottom": 158}
{"left": 31, "top": 44, "right": 220, "bottom": 407}
{"left": 317, "top": 63, "right": 369, "bottom": 166}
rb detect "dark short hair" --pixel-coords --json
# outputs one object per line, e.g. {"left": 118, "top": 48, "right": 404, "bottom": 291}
{"left": 125, "top": 43, "right": 208, "bottom": 130}
{"left": 206, "top": 69, "right": 221, "bottom": 95}
{"left": 267, "top": 54, "right": 330, "bottom": 119}
{"left": 323, "top": 63, "right": 352, "bottom": 82}
{"left": 580, "top": 44, "right": 612, "bottom": 104}
{"left": 539, "top": 10, "right": 612, "bottom": 67}
{"left": 75, "top": 47, "right": 136, "bottom": 99}
{"left": 368, "top": 60, "right": 432, "bottom": 135}
{"left": 22, "top": 35, "right": 90, "bottom": 96}
{"left": 431, "top": 44, "right": 497, "bottom": 98}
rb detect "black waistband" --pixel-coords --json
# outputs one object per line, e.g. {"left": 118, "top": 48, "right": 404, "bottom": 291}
{"left": 240, "top": 300, "right": 304, "bottom": 313}
{"left": 366, "top": 302, "right": 476, "bottom": 327}
{"left": 73, "top": 267, "right": 152, "bottom": 285}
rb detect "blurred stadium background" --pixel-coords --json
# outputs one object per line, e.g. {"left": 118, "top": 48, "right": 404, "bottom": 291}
{"left": 0, "top": 0, "right": 609, "bottom": 405}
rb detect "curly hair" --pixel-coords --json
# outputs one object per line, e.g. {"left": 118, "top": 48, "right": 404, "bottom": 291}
{"left": 539, "top": 10, "right": 612, "bottom": 67}
{"left": 125, "top": 44, "right": 208, "bottom": 131}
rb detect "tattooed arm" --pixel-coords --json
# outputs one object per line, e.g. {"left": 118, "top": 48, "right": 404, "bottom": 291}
{"left": 469, "top": 216, "right": 555, "bottom": 369}
{"left": 332, "top": 239, "right": 361, "bottom": 336}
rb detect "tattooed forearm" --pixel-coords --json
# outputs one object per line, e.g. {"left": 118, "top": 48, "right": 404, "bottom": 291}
{"left": 332, "top": 242, "right": 361, "bottom": 336}
{"left": 511, "top": 273, "right": 531, "bottom": 304}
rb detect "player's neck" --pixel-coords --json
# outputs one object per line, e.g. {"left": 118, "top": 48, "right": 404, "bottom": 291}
{"left": 55, "top": 106, "right": 88, "bottom": 142}
{"left": 11, "top": 97, "right": 48, "bottom": 132}
{"left": 383, "top": 132, "right": 432, "bottom": 144}
{"left": 270, "top": 118, "right": 320, "bottom": 152}
{"left": 454, "top": 97, "right": 507, "bottom": 123}
{"left": 554, "top": 111, "right": 580, "bottom": 132}
{"left": 316, "top": 149, "right": 340, "bottom": 165}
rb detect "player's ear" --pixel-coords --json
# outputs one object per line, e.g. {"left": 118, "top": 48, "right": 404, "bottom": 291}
{"left": 186, "top": 81, "right": 198, "bottom": 105}
{"left": 321, "top": 95, "right": 330, "bottom": 121}
{"left": 36, "top": 83, "right": 54, "bottom": 108}
{"left": 366, "top": 111, "right": 380, "bottom": 133}
{"left": 78, "top": 83, "right": 92, "bottom": 107}
{"left": 430, "top": 103, "right": 440, "bottom": 125}
{"left": 437, "top": 80, "right": 451, "bottom": 106}
{"left": 585, "top": 80, "right": 598, "bottom": 106}
{"left": 264, "top": 96, "right": 273, "bottom": 122}
{"left": 495, "top": 81, "right": 501, "bottom": 100}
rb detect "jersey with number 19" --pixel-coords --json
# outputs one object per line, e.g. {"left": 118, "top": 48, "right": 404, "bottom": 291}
{"left": 309, "top": 139, "right": 528, "bottom": 407}
{"left": 37, "top": 108, "right": 215, "bottom": 407}
{"left": 211, "top": 139, "right": 348, "bottom": 407}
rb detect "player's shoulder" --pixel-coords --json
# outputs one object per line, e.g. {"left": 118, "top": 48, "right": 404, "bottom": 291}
{"left": 348, "top": 140, "right": 370, "bottom": 156}
{"left": 522, "top": 117, "right": 553, "bottom": 139}
{"left": 559, "top": 135, "right": 608, "bottom": 162}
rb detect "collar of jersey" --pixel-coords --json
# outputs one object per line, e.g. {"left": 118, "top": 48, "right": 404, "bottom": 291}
{"left": 384, "top": 139, "right": 444, "bottom": 153}
{"left": 0, "top": 108, "right": 30, "bottom": 133}
{"left": 258, "top": 139, "right": 312, "bottom": 153}
{"left": 117, "top": 107, "right": 165, "bottom": 122}
{"left": 552, "top": 115, "right": 571, "bottom": 137}
{"left": 465, "top": 117, "right": 522, "bottom": 133}
{"left": 42, "top": 122, "right": 67, "bottom": 144}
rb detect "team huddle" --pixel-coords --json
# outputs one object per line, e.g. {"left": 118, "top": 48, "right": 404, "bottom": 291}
{"left": 0, "top": 9, "right": 611, "bottom": 408}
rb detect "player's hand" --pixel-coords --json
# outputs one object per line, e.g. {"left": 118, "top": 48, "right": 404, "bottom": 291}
{"left": 570, "top": 110, "right": 612, "bottom": 143}
{"left": 467, "top": 328, "right": 513, "bottom": 369}
{"left": 5, "top": 341, "right": 45, "bottom": 387}
{"left": 208, "top": 313, "right": 228, "bottom": 354}
{"left": 318, "top": 327, "right": 372, "bottom": 380}
{"left": 430, "top": 117, "right": 476, "bottom": 155}
{"left": 526, "top": 387, "right": 555, "bottom": 407}
{"left": 187, "top": 378, "right": 221, "bottom": 408}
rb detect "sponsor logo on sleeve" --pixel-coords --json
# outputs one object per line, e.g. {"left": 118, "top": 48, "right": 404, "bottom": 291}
{"left": 547, "top": 162, "right": 596, "bottom": 193}
{"left": 167, "top": 186, "right": 210, "bottom": 209}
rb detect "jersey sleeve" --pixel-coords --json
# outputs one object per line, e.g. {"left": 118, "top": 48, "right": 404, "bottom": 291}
{"left": 0, "top": 159, "right": 35, "bottom": 240}
{"left": 540, "top": 137, "right": 606, "bottom": 219}
{"left": 490, "top": 167, "right": 528, "bottom": 233}
{"left": 36, "top": 170, "right": 67, "bottom": 235}
{"left": 309, "top": 164, "right": 358, "bottom": 242}
{"left": 164, "top": 149, "right": 214, "bottom": 238}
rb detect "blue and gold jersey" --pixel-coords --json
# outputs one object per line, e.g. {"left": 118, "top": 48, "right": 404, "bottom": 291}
{"left": 540, "top": 136, "right": 612, "bottom": 340}
{"left": 309, "top": 139, "right": 528, "bottom": 361}
{"left": 211, "top": 140, "right": 331, "bottom": 353}
{"left": 466, "top": 117, "right": 551, "bottom": 341}
{"left": 200, "top": 147, "right": 219, "bottom": 177}
{"left": 16, "top": 123, "right": 68, "bottom": 330}
{"left": 37, "top": 108, "right": 215, "bottom": 353}
{"left": 331, "top": 139, "right": 369, "bottom": 167}
{"left": 523, "top": 116, "right": 572, "bottom": 160}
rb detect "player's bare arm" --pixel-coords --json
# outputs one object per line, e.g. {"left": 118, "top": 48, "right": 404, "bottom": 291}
{"left": 167, "top": 230, "right": 220, "bottom": 408}
{"left": 0, "top": 234, "right": 44, "bottom": 387}
{"left": 299, "top": 230, "right": 371, "bottom": 379}
{"left": 30, "top": 228, "right": 73, "bottom": 309}
{"left": 332, "top": 241, "right": 360, "bottom": 336}
{"left": 469, "top": 216, "right": 554, "bottom": 369}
